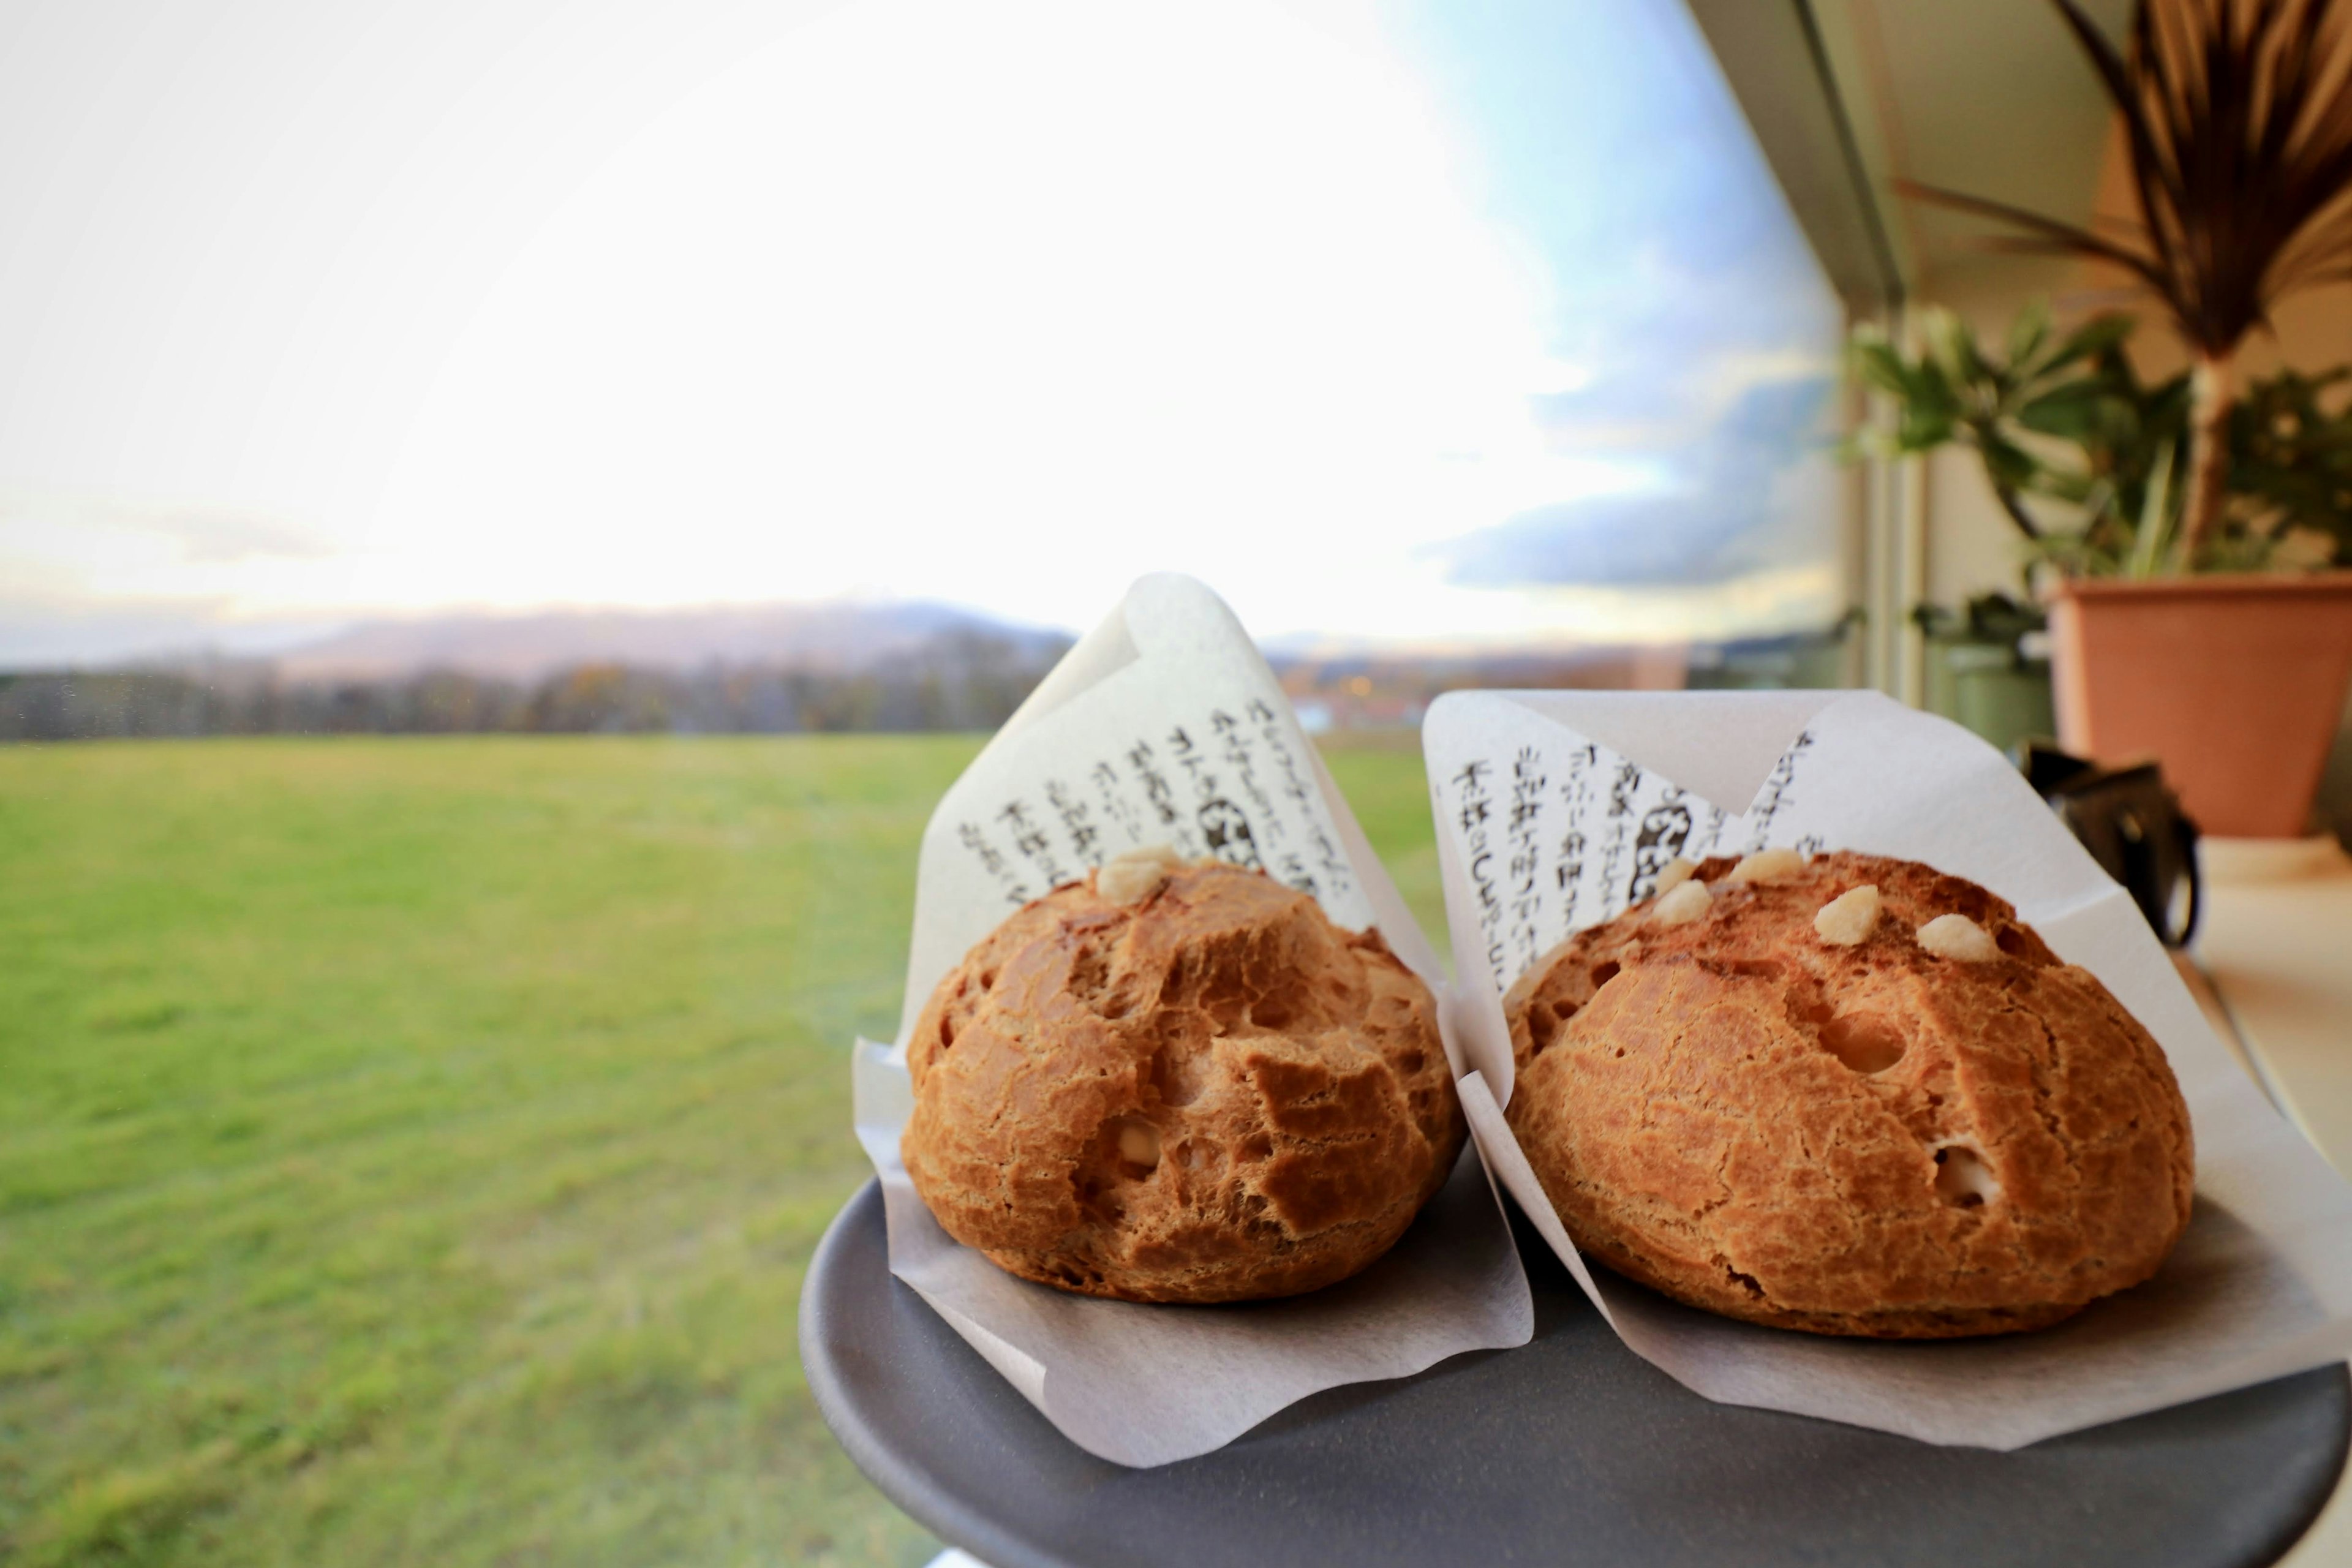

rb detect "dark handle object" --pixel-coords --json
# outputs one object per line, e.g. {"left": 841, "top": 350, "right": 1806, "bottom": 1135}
{"left": 2018, "top": 743, "right": 2202, "bottom": 948}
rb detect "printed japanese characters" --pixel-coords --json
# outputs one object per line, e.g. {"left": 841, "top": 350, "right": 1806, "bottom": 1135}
{"left": 953, "top": 700, "right": 1355, "bottom": 914}
{"left": 902, "top": 852, "right": 1466, "bottom": 1303}
{"left": 1501, "top": 849, "right": 2193, "bottom": 1338}
{"left": 1444, "top": 729, "right": 1817, "bottom": 998}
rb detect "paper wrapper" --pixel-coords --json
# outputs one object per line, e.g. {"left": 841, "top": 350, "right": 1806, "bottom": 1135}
{"left": 851, "top": 575, "right": 1532, "bottom": 1468}
{"left": 1425, "top": 687, "right": 2352, "bottom": 1449}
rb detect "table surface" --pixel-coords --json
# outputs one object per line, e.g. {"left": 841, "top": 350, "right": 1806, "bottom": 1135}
{"left": 809, "top": 1178, "right": 2348, "bottom": 1568}
{"left": 2194, "top": 846, "right": 2352, "bottom": 1568}
{"left": 826, "top": 845, "right": 2352, "bottom": 1568}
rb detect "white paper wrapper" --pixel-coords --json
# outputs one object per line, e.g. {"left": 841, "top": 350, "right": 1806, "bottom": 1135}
{"left": 852, "top": 575, "right": 1532, "bottom": 1468}
{"left": 1425, "top": 687, "right": 2352, "bottom": 1449}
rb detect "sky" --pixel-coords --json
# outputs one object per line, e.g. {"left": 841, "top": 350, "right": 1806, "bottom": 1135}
{"left": 0, "top": 0, "right": 1845, "bottom": 667}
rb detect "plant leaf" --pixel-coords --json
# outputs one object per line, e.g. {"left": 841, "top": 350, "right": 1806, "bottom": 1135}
{"left": 2035, "top": 313, "right": 2137, "bottom": 377}
{"left": 2130, "top": 439, "right": 2177, "bottom": 579}
{"left": 1979, "top": 431, "right": 2043, "bottom": 491}
{"left": 1896, "top": 179, "right": 2170, "bottom": 290}
{"left": 2018, "top": 380, "right": 2120, "bottom": 441}
{"left": 2007, "top": 297, "right": 2052, "bottom": 366}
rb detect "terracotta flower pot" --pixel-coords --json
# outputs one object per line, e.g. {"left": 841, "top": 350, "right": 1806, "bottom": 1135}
{"left": 2045, "top": 573, "right": 2352, "bottom": 839}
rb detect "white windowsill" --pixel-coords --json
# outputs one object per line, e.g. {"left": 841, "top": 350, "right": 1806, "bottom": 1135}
{"left": 2191, "top": 840, "right": 2352, "bottom": 1568}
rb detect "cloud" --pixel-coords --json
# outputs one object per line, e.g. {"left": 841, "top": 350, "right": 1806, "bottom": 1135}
{"left": 0, "top": 497, "right": 337, "bottom": 564}
{"left": 125, "top": 507, "right": 336, "bottom": 564}
{"left": 0, "top": 592, "right": 343, "bottom": 669}
{"left": 1427, "top": 372, "right": 1838, "bottom": 591}
{"left": 0, "top": 496, "right": 344, "bottom": 643}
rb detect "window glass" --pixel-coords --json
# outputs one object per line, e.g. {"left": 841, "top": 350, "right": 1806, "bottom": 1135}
{"left": 0, "top": 0, "right": 1845, "bottom": 668}
{"left": 1381, "top": 0, "right": 1849, "bottom": 650}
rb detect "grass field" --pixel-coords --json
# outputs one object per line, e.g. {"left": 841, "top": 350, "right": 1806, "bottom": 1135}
{"left": 0, "top": 734, "right": 1442, "bottom": 1567}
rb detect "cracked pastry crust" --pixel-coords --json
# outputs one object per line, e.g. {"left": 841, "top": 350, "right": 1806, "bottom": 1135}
{"left": 903, "top": 860, "right": 1466, "bottom": 1303}
{"left": 1502, "top": 851, "right": 2194, "bottom": 1339}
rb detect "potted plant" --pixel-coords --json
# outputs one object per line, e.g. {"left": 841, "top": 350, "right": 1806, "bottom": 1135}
{"left": 1912, "top": 593, "right": 2057, "bottom": 756}
{"left": 1861, "top": 0, "right": 2352, "bottom": 840}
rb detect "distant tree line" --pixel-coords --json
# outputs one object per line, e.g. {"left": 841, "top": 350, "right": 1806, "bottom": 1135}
{"left": 0, "top": 630, "right": 1070, "bottom": 741}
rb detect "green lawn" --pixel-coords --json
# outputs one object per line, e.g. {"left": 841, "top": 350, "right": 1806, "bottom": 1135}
{"left": 0, "top": 734, "right": 1441, "bottom": 1567}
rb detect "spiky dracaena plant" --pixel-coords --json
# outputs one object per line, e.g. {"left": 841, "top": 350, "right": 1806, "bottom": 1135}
{"left": 1902, "top": 0, "right": 2352, "bottom": 564}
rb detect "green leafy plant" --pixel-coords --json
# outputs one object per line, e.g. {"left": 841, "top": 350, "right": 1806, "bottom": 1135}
{"left": 1898, "top": 0, "right": 2352, "bottom": 563}
{"left": 1910, "top": 591, "right": 2049, "bottom": 645}
{"left": 1851, "top": 304, "right": 2346, "bottom": 578}
{"left": 2225, "top": 369, "right": 2352, "bottom": 567}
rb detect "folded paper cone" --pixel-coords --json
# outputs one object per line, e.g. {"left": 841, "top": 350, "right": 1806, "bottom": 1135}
{"left": 847, "top": 574, "right": 1530, "bottom": 1466}
{"left": 1425, "top": 688, "right": 2352, "bottom": 1449}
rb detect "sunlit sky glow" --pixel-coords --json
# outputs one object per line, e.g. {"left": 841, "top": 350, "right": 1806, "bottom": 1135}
{"left": 0, "top": 0, "right": 1844, "bottom": 666}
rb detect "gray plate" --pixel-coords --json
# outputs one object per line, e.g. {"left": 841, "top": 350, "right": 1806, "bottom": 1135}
{"left": 802, "top": 1180, "right": 2348, "bottom": 1568}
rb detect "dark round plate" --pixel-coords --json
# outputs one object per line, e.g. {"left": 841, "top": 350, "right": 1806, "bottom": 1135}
{"left": 802, "top": 1180, "right": 2348, "bottom": 1568}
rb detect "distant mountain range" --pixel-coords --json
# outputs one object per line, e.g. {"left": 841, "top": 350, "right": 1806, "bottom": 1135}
{"left": 267, "top": 600, "right": 1071, "bottom": 682}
